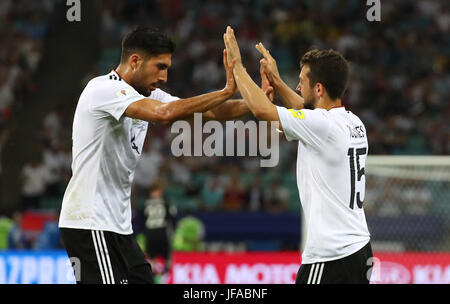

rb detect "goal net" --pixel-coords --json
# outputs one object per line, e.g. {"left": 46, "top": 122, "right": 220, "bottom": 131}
{"left": 365, "top": 156, "right": 450, "bottom": 252}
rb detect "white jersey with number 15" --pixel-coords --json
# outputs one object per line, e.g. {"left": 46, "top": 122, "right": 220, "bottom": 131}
{"left": 277, "top": 106, "right": 371, "bottom": 265}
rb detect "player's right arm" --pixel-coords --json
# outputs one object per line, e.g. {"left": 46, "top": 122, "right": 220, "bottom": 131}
{"left": 124, "top": 48, "right": 237, "bottom": 124}
{"left": 255, "top": 43, "right": 304, "bottom": 110}
{"left": 124, "top": 88, "right": 234, "bottom": 124}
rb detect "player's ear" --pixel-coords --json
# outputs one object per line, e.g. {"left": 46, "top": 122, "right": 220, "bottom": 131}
{"left": 129, "top": 54, "right": 141, "bottom": 71}
{"left": 316, "top": 83, "right": 324, "bottom": 97}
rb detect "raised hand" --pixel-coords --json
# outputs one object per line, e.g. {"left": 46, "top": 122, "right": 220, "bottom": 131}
{"left": 223, "top": 49, "right": 237, "bottom": 95}
{"left": 255, "top": 42, "right": 281, "bottom": 84}
{"left": 261, "top": 64, "right": 274, "bottom": 102}
{"left": 223, "top": 26, "right": 242, "bottom": 66}
{"left": 222, "top": 27, "right": 280, "bottom": 123}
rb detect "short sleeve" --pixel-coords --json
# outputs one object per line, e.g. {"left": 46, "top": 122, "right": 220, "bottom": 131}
{"left": 89, "top": 80, "right": 146, "bottom": 121}
{"left": 276, "top": 106, "right": 331, "bottom": 150}
{"left": 149, "top": 88, "right": 180, "bottom": 103}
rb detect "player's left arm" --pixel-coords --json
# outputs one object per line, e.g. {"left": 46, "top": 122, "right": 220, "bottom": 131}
{"left": 223, "top": 26, "right": 281, "bottom": 128}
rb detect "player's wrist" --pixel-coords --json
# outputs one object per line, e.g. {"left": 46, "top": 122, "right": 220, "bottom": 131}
{"left": 221, "top": 86, "right": 235, "bottom": 98}
{"left": 234, "top": 60, "right": 244, "bottom": 69}
{"left": 233, "top": 62, "right": 245, "bottom": 75}
{"left": 271, "top": 74, "right": 284, "bottom": 89}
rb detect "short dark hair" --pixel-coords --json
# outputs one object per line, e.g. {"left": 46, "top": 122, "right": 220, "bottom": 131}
{"left": 300, "top": 49, "right": 349, "bottom": 100}
{"left": 121, "top": 26, "right": 176, "bottom": 62}
{"left": 149, "top": 179, "right": 164, "bottom": 193}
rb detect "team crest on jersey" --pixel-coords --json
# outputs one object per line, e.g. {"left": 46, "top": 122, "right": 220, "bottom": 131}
{"left": 115, "top": 88, "right": 134, "bottom": 98}
{"left": 288, "top": 109, "right": 305, "bottom": 119}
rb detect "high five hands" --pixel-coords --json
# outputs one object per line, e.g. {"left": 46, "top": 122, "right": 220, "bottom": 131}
{"left": 222, "top": 48, "right": 238, "bottom": 96}
{"left": 224, "top": 26, "right": 274, "bottom": 102}
{"left": 255, "top": 42, "right": 281, "bottom": 88}
{"left": 223, "top": 26, "right": 242, "bottom": 67}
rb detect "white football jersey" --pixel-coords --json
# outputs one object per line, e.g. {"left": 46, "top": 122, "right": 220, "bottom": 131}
{"left": 59, "top": 71, "right": 179, "bottom": 235}
{"left": 277, "top": 106, "right": 370, "bottom": 264}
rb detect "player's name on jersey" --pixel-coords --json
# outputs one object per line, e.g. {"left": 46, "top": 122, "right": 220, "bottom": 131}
{"left": 348, "top": 125, "right": 366, "bottom": 139}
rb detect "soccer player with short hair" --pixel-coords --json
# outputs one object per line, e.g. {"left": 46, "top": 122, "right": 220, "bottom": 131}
{"left": 224, "top": 26, "right": 372, "bottom": 284}
{"left": 58, "top": 26, "right": 258, "bottom": 284}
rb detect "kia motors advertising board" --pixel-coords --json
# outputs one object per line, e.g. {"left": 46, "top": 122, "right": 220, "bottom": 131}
{"left": 167, "top": 252, "right": 450, "bottom": 284}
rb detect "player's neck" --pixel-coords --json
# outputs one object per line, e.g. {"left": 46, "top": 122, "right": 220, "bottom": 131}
{"left": 115, "top": 64, "right": 132, "bottom": 84}
{"left": 317, "top": 97, "right": 342, "bottom": 111}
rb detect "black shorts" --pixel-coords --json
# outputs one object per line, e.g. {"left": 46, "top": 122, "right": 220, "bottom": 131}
{"left": 60, "top": 228, "right": 154, "bottom": 284}
{"left": 145, "top": 228, "right": 171, "bottom": 260}
{"left": 296, "top": 242, "right": 373, "bottom": 284}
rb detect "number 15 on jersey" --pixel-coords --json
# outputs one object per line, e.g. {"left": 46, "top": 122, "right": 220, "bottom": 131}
{"left": 347, "top": 147, "right": 367, "bottom": 210}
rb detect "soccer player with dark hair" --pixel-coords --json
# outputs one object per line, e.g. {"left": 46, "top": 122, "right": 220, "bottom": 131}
{"left": 58, "top": 26, "right": 269, "bottom": 284}
{"left": 224, "top": 26, "right": 372, "bottom": 284}
{"left": 142, "top": 180, "right": 176, "bottom": 282}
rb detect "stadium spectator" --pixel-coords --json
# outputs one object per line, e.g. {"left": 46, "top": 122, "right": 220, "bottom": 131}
{"left": 0, "top": 214, "right": 13, "bottom": 250}
{"left": 169, "top": 157, "right": 193, "bottom": 187}
{"left": 42, "top": 143, "right": 71, "bottom": 198}
{"left": 222, "top": 170, "right": 248, "bottom": 211}
{"left": 0, "top": 0, "right": 54, "bottom": 120}
{"left": 8, "top": 211, "right": 27, "bottom": 249}
{"left": 248, "top": 176, "right": 263, "bottom": 212}
{"left": 172, "top": 216, "right": 205, "bottom": 252}
{"left": 34, "top": 220, "right": 61, "bottom": 250}
{"left": 262, "top": 180, "right": 290, "bottom": 213}
{"left": 20, "top": 159, "right": 51, "bottom": 210}
{"left": 200, "top": 176, "right": 225, "bottom": 212}
{"left": 0, "top": 129, "right": 9, "bottom": 176}
{"left": 41, "top": 108, "right": 64, "bottom": 147}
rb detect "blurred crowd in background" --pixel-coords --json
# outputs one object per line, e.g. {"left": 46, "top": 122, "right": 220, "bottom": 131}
{"left": 0, "top": 0, "right": 449, "bottom": 250}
